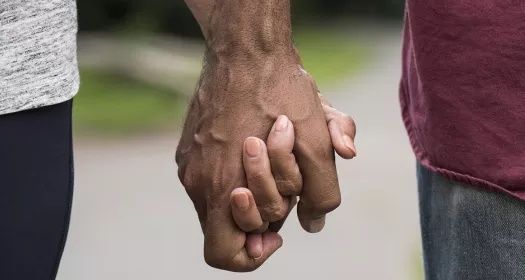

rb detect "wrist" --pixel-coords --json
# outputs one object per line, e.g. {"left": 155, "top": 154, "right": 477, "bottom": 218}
{"left": 206, "top": 0, "right": 294, "bottom": 59}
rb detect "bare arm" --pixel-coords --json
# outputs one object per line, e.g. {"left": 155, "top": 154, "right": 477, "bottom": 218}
{"left": 178, "top": 0, "right": 356, "bottom": 272}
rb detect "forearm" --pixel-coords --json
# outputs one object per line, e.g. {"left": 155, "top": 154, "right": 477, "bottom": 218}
{"left": 185, "top": 0, "right": 294, "bottom": 57}
{"left": 208, "top": 0, "right": 293, "bottom": 56}
{"left": 186, "top": 0, "right": 305, "bottom": 113}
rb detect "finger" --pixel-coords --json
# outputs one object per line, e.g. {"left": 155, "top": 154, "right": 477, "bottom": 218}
{"left": 265, "top": 116, "right": 302, "bottom": 233}
{"left": 294, "top": 102, "right": 341, "bottom": 233}
{"left": 267, "top": 115, "right": 303, "bottom": 196}
{"left": 204, "top": 206, "right": 282, "bottom": 272}
{"left": 317, "top": 92, "right": 332, "bottom": 107}
{"left": 268, "top": 196, "right": 298, "bottom": 232}
{"left": 244, "top": 137, "right": 289, "bottom": 223}
{"left": 323, "top": 104, "right": 357, "bottom": 159}
{"left": 245, "top": 232, "right": 283, "bottom": 260}
{"left": 230, "top": 188, "right": 269, "bottom": 233}
{"left": 246, "top": 233, "right": 263, "bottom": 259}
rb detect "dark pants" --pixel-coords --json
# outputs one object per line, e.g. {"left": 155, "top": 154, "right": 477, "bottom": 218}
{"left": 0, "top": 100, "right": 73, "bottom": 280}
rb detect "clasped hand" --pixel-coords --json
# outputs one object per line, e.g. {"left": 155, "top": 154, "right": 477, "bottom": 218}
{"left": 178, "top": 0, "right": 356, "bottom": 272}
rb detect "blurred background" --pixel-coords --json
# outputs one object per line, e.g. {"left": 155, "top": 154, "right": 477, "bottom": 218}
{"left": 58, "top": 1, "right": 424, "bottom": 279}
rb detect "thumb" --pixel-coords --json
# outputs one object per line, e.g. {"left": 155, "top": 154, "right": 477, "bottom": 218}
{"left": 204, "top": 205, "right": 283, "bottom": 272}
{"left": 245, "top": 232, "right": 283, "bottom": 260}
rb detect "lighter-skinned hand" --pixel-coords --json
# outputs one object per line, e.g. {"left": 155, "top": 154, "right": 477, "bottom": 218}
{"left": 230, "top": 108, "right": 356, "bottom": 263}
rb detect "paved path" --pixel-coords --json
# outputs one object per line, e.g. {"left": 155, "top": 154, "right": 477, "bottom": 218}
{"left": 57, "top": 26, "right": 422, "bottom": 280}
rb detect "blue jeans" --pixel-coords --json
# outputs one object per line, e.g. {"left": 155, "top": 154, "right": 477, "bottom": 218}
{"left": 418, "top": 163, "right": 525, "bottom": 280}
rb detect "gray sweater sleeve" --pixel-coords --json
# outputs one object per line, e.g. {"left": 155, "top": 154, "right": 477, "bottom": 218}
{"left": 0, "top": 0, "right": 80, "bottom": 115}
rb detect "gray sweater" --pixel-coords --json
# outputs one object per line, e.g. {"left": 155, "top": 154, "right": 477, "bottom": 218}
{"left": 0, "top": 0, "right": 79, "bottom": 115}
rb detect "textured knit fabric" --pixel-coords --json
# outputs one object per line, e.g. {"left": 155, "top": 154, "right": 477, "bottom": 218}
{"left": 400, "top": 1, "right": 525, "bottom": 199}
{"left": 0, "top": 0, "right": 79, "bottom": 115}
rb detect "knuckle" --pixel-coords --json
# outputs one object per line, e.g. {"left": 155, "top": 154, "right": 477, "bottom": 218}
{"left": 271, "top": 156, "right": 302, "bottom": 195}
{"left": 276, "top": 178, "right": 302, "bottom": 196}
{"left": 342, "top": 114, "right": 356, "bottom": 129}
{"left": 325, "top": 109, "right": 339, "bottom": 122}
{"left": 247, "top": 170, "right": 268, "bottom": 184}
{"left": 275, "top": 179, "right": 294, "bottom": 194}
{"left": 183, "top": 174, "right": 194, "bottom": 189}
{"left": 204, "top": 252, "right": 227, "bottom": 270}
{"left": 341, "top": 113, "right": 354, "bottom": 123}
{"left": 175, "top": 143, "right": 189, "bottom": 165}
{"left": 203, "top": 244, "right": 231, "bottom": 270}
{"left": 291, "top": 178, "right": 303, "bottom": 194}
{"left": 312, "top": 197, "right": 342, "bottom": 215}
{"left": 180, "top": 169, "right": 196, "bottom": 192}
{"left": 289, "top": 168, "right": 304, "bottom": 191}
{"left": 260, "top": 203, "right": 288, "bottom": 221}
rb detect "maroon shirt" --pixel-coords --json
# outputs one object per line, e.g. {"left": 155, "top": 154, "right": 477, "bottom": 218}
{"left": 401, "top": 0, "right": 525, "bottom": 198}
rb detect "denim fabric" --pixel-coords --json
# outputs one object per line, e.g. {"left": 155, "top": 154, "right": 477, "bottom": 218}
{"left": 418, "top": 163, "right": 525, "bottom": 280}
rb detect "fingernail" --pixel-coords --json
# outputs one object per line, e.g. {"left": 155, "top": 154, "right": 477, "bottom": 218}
{"left": 245, "top": 138, "right": 262, "bottom": 159}
{"left": 307, "top": 218, "right": 326, "bottom": 233}
{"left": 253, "top": 251, "right": 263, "bottom": 260}
{"left": 275, "top": 115, "right": 289, "bottom": 132}
{"left": 233, "top": 192, "right": 250, "bottom": 212}
{"left": 343, "top": 135, "right": 357, "bottom": 156}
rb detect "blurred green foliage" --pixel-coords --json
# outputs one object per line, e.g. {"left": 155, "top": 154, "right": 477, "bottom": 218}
{"left": 74, "top": 0, "right": 384, "bottom": 133}
{"left": 75, "top": 27, "right": 365, "bottom": 133}
{"left": 295, "top": 27, "right": 367, "bottom": 87}
{"left": 77, "top": 0, "right": 404, "bottom": 37}
{"left": 74, "top": 69, "right": 187, "bottom": 134}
